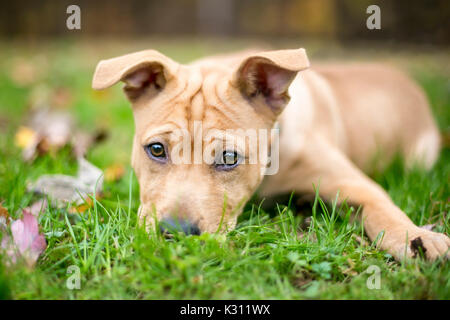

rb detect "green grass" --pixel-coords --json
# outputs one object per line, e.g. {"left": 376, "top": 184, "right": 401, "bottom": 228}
{"left": 0, "top": 40, "right": 449, "bottom": 299}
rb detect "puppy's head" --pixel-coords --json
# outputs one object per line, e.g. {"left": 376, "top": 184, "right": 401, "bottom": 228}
{"left": 92, "top": 48, "right": 309, "bottom": 235}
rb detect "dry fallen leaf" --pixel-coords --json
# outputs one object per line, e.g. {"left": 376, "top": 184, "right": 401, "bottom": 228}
{"left": 104, "top": 164, "right": 125, "bottom": 182}
{"left": 18, "top": 108, "right": 74, "bottom": 161}
{"left": 17, "top": 84, "right": 109, "bottom": 161}
{"left": 341, "top": 258, "right": 358, "bottom": 276}
{"left": 69, "top": 196, "right": 102, "bottom": 214}
{"left": 1, "top": 210, "right": 47, "bottom": 268}
{"left": 28, "top": 158, "right": 103, "bottom": 206}
{"left": 0, "top": 203, "right": 10, "bottom": 226}
{"left": 15, "top": 126, "right": 38, "bottom": 149}
{"left": 17, "top": 107, "right": 108, "bottom": 161}
{"left": 30, "top": 109, "right": 74, "bottom": 148}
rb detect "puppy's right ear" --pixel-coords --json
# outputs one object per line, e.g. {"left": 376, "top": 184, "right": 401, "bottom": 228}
{"left": 92, "top": 50, "right": 179, "bottom": 101}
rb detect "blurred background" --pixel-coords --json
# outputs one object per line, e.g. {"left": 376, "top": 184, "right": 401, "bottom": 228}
{"left": 0, "top": 0, "right": 449, "bottom": 172}
{"left": 1, "top": 0, "right": 449, "bottom": 45}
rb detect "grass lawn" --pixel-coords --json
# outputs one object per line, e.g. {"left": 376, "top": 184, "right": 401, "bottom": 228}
{"left": 0, "top": 39, "right": 449, "bottom": 299}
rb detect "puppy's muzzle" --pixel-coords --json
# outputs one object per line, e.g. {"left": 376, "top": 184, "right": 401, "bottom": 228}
{"left": 159, "top": 217, "right": 201, "bottom": 237}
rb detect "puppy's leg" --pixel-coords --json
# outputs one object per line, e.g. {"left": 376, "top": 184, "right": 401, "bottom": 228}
{"left": 293, "top": 137, "right": 449, "bottom": 261}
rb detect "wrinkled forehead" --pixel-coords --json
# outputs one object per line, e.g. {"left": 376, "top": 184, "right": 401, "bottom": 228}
{"left": 133, "top": 67, "right": 268, "bottom": 144}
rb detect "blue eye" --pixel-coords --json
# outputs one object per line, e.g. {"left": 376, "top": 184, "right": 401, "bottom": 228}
{"left": 215, "top": 151, "right": 240, "bottom": 170}
{"left": 145, "top": 143, "right": 167, "bottom": 162}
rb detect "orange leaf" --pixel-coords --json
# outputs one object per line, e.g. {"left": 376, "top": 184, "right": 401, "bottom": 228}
{"left": 0, "top": 203, "right": 10, "bottom": 225}
{"left": 69, "top": 196, "right": 102, "bottom": 214}
{"left": 104, "top": 164, "right": 125, "bottom": 182}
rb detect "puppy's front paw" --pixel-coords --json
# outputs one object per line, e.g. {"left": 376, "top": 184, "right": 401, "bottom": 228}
{"left": 389, "top": 228, "right": 450, "bottom": 261}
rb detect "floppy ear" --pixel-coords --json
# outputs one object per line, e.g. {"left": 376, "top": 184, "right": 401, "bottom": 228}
{"left": 233, "top": 48, "right": 309, "bottom": 114}
{"left": 92, "top": 50, "right": 179, "bottom": 101}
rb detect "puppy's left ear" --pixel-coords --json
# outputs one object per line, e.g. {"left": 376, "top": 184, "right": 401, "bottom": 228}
{"left": 233, "top": 48, "right": 309, "bottom": 115}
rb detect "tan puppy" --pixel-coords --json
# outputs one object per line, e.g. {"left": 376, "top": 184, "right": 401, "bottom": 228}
{"left": 92, "top": 48, "right": 449, "bottom": 261}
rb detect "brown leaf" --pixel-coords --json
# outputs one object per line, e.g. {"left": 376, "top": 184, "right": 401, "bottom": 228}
{"left": 0, "top": 203, "right": 10, "bottom": 226}
{"left": 69, "top": 196, "right": 101, "bottom": 214}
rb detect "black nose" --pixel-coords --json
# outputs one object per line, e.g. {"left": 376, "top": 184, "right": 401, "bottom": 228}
{"left": 159, "top": 217, "right": 201, "bottom": 236}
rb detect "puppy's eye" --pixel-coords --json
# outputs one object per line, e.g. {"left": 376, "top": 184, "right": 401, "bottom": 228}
{"left": 215, "top": 151, "right": 240, "bottom": 170}
{"left": 223, "top": 151, "right": 238, "bottom": 165}
{"left": 145, "top": 143, "right": 167, "bottom": 161}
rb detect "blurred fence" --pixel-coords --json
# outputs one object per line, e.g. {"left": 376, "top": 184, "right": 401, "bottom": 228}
{"left": 0, "top": 0, "right": 449, "bottom": 45}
